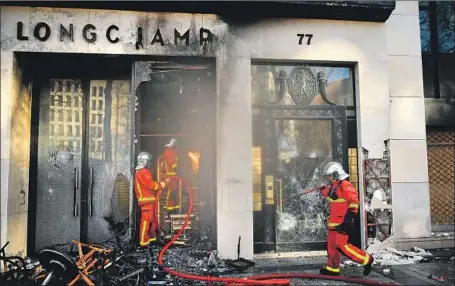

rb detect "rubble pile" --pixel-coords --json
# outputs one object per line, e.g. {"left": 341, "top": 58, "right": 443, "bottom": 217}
{"left": 163, "top": 243, "right": 234, "bottom": 276}
{"left": 1, "top": 238, "right": 249, "bottom": 286}
{"left": 365, "top": 236, "right": 434, "bottom": 266}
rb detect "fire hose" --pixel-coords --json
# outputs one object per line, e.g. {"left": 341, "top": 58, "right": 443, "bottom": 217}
{"left": 158, "top": 176, "right": 399, "bottom": 286}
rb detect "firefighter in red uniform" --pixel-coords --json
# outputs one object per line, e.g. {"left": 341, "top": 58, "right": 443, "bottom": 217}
{"left": 134, "top": 152, "right": 167, "bottom": 247}
{"left": 163, "top": 138, "right": 181, "bottom": 213}
{"left": 319, "top": 162, "right": 374, "bottom": 276}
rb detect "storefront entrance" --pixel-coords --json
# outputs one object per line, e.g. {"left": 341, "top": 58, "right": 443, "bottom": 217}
{"left": 28, "top": 54, "right": 133, "bottom": 252}
{"left": 28, "top": 55, "right": 218, "bottom": 252}
{"left": 133, "top": 60, "right": 217, "bottom": 245}
{"left": 251, "top": 63, "right": 353, "bottom": 253}
{"left": 253, "top": 107, "right": 347, "bottom": 253}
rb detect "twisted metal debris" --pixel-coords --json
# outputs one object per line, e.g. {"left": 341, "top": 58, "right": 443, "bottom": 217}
{"left": 0, "top": 228, "right": 243, "bottom": 286}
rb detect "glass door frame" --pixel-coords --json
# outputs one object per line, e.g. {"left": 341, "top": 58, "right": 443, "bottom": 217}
{"left": 252, "top": 104, "right": 348, "bottom": 253}
{"left": 28, "top": 75, "right": 91, "bottom": 254}
{"left": 27, "top": 54, "right": 133, "bottom": 255}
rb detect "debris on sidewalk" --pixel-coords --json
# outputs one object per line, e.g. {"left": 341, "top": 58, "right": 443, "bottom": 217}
{"left": 428, "top": 274, "right": 445, "bottom": 282}
{"left": 431, "top": 232, "right": 453, "bottom": 237}
{"left": 1, "top": 235, "right": 244, "bottom": 286}
{"left": 365, "top": 236, "right": 434, "bottom": 266}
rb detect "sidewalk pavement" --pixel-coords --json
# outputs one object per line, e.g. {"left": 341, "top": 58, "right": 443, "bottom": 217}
{"left": 236, "top": 248, "right": 455, "bottom": 285}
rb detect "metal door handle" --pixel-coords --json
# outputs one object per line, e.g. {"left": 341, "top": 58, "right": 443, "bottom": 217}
{"left": 265, "top": 175, "right": 274, "bottom": 205}
{"left": 89, "top": 168, "right": 94, "bottom": 216}
{"left": 73, "top": 168, "right": 79, "bottom": 217}
{"left": 277, "top": 179, "right": 283, "bottom": 213}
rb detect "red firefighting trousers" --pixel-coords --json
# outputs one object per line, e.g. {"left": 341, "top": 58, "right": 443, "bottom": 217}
{"left": 166, "top": 177, "right": 180, "bottom": 211}
{"left": 139, "top": 202, "right": 158, "bottom": 247}
{"left": 325, "top": 229, "right": 371, "bottom": 272}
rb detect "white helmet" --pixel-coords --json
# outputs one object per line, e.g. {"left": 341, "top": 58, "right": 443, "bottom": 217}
{"left": 323, "top": 162, "right": 349, "bottom": 180}
{"left": 136, "top": 152, "right": 153, "bottom": 170}
{"left": 165, "top": 138, "right": 177, "bottom": 148}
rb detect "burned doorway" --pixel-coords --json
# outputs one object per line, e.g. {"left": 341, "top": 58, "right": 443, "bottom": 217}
{"left": 28, "top": 54, "right": 133, "bottom": 253}
{"left": 134, "top": 60, "right": 217, "bottom": 246}
{"left": 251, "top": 63, "right": 358, "bottom": 253}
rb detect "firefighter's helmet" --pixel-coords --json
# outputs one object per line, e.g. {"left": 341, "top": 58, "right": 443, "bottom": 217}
{"left": 323, "top": 162, "right": 349, "bottom": 180}
{"left": 136, "top": 152, "right": 153, "bottom": 170}
{"left": 165, "top": 138, "right": 177, "bottom": 148}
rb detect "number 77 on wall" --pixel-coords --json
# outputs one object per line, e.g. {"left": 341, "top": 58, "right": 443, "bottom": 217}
{"left": 297, "top": 34, "right": 313, "bottom": 45}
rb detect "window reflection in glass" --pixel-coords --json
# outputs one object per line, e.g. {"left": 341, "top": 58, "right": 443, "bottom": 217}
{"left": 439, "top": 54, "right": 455, "bottom": 98}
{"left": 422, "top": 54, "right": 436, "bottom": 98}
{"left": 420, "top": 10, "right": 431, "bottom": 53}
{"left": 251, "top": 65, "right": 355, "bottom": 106}
{"left": 436, "top": 1, "right": 455, "bottom": 53}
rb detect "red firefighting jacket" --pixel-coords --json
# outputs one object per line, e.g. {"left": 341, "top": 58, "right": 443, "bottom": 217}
{"left": 321, "top": 180, "right": 359, "bottom": 229}
{"left": 134, "top": 168, "right": 161, "bottom": 206}
{"left": 163, "top": 147, "right": 178, "bottom": 176}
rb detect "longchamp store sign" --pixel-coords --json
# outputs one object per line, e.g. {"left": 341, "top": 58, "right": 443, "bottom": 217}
{"left": 15, "top": 21, "right": 215, "bottom": 49}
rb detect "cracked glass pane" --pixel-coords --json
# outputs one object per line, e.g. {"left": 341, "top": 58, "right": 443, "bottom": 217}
{"left": 274, "top": 120, "right": 332, "bottom": 251}
{"left": 252, "top": 63, "right": 350, "bottom": 253}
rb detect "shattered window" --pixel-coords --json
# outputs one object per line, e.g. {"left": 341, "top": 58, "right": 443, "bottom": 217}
{"left": 251, "top": 62, "right": 354, "bottom": 252}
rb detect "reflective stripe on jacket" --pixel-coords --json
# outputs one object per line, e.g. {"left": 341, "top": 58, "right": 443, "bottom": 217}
{"left": 163, "top": 146, "right": 178, "bottom": 175}
{"left": 321, "top": 180, "right": 359, "bottom": 229}
{"left": 134, "top": 168, "right": 160, "bottom": 205}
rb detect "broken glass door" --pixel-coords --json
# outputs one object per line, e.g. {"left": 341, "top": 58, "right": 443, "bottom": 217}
{"left": 34, "top": 78, "right": 133, "bottom": 251}
{"left": 253, "top": 107, "right": 347, "bottom": 252}
{"left": 35, "top": 79, "right": 84, "bottom": 251}
{"left": 274, "top": 118, "right": 333, "bottom": 252}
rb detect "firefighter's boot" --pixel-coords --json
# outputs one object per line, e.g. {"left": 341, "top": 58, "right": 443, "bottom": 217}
{"left": 319, "top": 267, "right": 340, "bottom": 276}
{"left": 363, "top": 256, "right": 374, "bottom": 276}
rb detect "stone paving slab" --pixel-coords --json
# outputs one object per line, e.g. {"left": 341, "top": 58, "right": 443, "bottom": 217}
{"left": 239, "top": 256, "right": 454, "bottom": 286}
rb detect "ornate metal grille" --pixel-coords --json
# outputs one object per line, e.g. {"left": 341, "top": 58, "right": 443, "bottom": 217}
{"left": 427, "top": 131, "right": 455, "bottom": 225}
{"left": 49, "top": 79, "right": 83, "bottom": 154}
{"left": 89, "top": 83, "right": 105, "bottom": 160}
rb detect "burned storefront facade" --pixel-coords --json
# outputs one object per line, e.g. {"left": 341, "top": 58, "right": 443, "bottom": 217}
{"left": 1, "top": 1, "right": 438, "bottom": 261}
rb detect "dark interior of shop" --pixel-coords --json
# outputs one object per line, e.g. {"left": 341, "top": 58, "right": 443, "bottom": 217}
{"left": 134, "top": 60, "right": 217, "bottom": 246}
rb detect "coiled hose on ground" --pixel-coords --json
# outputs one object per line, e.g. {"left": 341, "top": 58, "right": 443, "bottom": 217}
{"left": 158, "top": 176, "right": 398, "bottom": 286}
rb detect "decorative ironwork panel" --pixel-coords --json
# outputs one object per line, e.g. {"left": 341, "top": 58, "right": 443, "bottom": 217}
{"left": 288, "top": 66, "right": 318, "bottom": 105}
{"left": 88, "top": 83, "right": 106, "bottom": 160}
{"left": 427, "top": 131, "right": 455, "bottom": 225}
{"left": 49, "top": 79, "right": 83, "bottom": 157}
{"left": 251, "top": 64, "right": 355, "bottom": 107}
{"left": 253, "top": 106, "right": 347, "bottom": 167}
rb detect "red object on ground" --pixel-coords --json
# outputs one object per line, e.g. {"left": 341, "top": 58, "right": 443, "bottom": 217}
{"left": 158, "top": 176, "right": 399, "bottom": 286}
